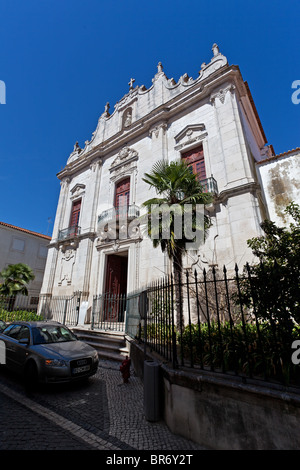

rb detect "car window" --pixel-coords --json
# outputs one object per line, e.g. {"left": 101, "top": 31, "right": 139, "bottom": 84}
{"left": 18, "top": 326, "right": 30, "bottom": 341}
{"left": 2, "top": 324, "right": 30, "bottom": 341}
{"left": 2, "top": 324, "right": 15, "bottom": 336}
{"left": 3, "top": 324, "right": 23, "bottom": 339}
{"left": 32, "top": 325, "right": 77, "bottom": 345}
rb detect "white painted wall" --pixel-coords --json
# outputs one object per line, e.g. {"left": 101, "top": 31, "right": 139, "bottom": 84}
{"left": 257, "top": 150, "right": 300, "bottom": 227}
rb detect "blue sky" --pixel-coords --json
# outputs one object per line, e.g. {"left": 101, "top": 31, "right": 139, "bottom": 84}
{"left": 0, "top": 0, "right": 299, "bottom": 235}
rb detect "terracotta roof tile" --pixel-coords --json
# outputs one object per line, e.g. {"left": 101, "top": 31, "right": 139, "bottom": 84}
{"left": 0, "top": 221, "right": 51, "bottom": 240}
{"left": 256, "top": 147, "right": 300, "bottom": 165}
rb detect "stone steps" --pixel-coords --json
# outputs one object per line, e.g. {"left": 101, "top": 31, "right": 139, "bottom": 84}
{"left": 72, "top": 327, "right": 129, "bottom": 362}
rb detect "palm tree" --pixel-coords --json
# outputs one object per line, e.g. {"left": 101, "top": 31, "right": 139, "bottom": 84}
{"left": 0, "top": 263, "right": 35, "bottom": 310}
{"left": 142, "top": 159, "right": 212, "bottom": 327}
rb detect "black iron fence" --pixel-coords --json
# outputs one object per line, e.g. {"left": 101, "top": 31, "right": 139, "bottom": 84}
{"left": 0, "top": 294, "right": 40, "bottom": 317}
{"left": 92, "top": 292, "right": 127, "bottom": 332}
{"left": 140, "top": 265, "right": 300, "bottom": 387}
{"left": 38, "top": 292, "right": 84, "bottom": 326}
{"left": 0, "top": 293, "right": 85, "bottom": 326}
{"left": 91, "top": 290, "right": 142, "bottom": 334}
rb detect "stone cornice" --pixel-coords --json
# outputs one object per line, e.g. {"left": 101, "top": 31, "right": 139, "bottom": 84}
{"left": 216, "top": 181, "right": 261, "bottom": 204}
{"left": 95, "top": 235, "right": 142, "bottom": 252}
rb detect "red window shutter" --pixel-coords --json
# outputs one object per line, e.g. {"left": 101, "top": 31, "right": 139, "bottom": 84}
{"left": 70, "top": 199, "right": 81, "bottom": 227}
{"left": 182, "top": 145, "right": 206, "bottom": 181}
{"left": 115, "top": 178, "right": 130, "bottom": 216}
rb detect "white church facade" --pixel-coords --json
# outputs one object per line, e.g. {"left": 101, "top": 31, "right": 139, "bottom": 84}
{"left": 40, "top": 44, "right": 275, "bottom": 323}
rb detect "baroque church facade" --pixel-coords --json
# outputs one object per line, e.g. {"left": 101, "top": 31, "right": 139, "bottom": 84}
{"left": 40, "top": 44, "right": 273, "bottom": 322}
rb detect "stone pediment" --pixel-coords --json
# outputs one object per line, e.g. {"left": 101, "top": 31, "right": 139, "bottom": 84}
{"left": 70, "top": 183, "right": 86, "bottom": 198}
{"left": 174, "top": 124, "right": 207, "bottom": 150}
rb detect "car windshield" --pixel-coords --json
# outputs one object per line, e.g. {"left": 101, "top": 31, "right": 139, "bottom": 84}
{"left": 32, "top": 325, "right": 77, "bottom": 345}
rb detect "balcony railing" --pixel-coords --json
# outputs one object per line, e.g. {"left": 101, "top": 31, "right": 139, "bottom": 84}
{"left": 98, "top": 204, "right": 140, "bottom": 226}
{"left": 199, "top": 176, "right": 218, "bottom": 195}
{"left": 58, "top": 224, "right": 81, "bottom": 241}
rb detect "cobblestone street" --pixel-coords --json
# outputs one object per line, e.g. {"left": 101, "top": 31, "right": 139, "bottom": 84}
{"left": 0, "top": 360, "right": 205, "bottom": 452}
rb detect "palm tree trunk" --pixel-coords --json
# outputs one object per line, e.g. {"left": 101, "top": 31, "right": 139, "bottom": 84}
{"left": 8, "top": 296, "right": 16, "bottom": 311}
{"left": 173, "top": 248, "right": 184, "bottom": 330}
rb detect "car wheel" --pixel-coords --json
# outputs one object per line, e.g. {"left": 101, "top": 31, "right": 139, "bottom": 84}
{"left": 24, "top": 361, "right": 38, "bottom": 391}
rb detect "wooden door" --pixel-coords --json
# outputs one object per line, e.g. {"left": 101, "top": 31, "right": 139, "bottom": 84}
{"left": 104, "top": 255, "right": 128, "bottom": 321}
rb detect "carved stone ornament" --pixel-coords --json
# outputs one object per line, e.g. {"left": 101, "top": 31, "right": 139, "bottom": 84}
{"left": 210, "top": 84, "right": 236, "bottom": 105}
{"left": 110, "top": 145, "right": 138, "bottom": 170}
{"left": 62, "top": 249, "right": 75, "bottom": 261}
{"left": 152, "top": 61, "right": 166, "bottom": 83}
{"left": 149, "top": 122, "right": 168, "bottom": 138}
{"left": 58, "top": 248, "right": 75, "bottom": 286}
{"left": 67, "top": 141, "right": 82, "bottom": 164}
{"left": 59, "top": 238, "right": 79, "bottom": 253}
{"left": 70, "top": 183, "right": 85, "bottom": 201}
{"left": 60, "top": 177, "right": 71, "bottom": 188}
{"left": 102, "top": 102, "right": 110, "bottom": 117}
{"left": 212, "top": 43, "right": 220, "bottom": 57}
{"left": 123, "top": 108, "right": 132, "bottom": 128}
{"left": 112, "top": 240, "right": 120, "bottom": 252}
{"left": 70, "top": 183, "right": 86, "bottom": 195}
{"left": 90, "top": 159, "right": 102, "bottom": 172}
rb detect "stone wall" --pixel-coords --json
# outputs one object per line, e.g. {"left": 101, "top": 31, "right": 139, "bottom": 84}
{"left": 129, "top": 340, "right": 300, "bottom": 450}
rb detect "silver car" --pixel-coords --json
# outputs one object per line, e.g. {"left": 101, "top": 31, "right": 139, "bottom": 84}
{"left": 0, "top": 321, "right": 99, "bottom": 387}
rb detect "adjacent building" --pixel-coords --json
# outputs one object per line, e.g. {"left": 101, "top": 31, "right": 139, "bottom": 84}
{"left": 0, "top": 221, "right": 51, "bottom": 309}
{"left": 256, "top": 147, "right": 300, "bottom": 226}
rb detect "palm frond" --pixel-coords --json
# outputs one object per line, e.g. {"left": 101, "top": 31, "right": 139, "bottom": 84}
{"left": 142, "top": 159, "right": 213, "bottom": 265}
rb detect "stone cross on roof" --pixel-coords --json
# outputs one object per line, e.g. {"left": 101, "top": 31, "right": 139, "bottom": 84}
{"left": 128, "top": 78, "right": 135, "bottom": 90}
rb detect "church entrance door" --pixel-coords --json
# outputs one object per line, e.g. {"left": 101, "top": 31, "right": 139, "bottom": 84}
{"left": 103, "top": 253, "right": 128, "bottom": 323}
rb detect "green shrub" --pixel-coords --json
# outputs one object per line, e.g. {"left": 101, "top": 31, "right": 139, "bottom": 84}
{"left": 0, "top": 308, "right": 43, "bottom": 322}
{"left": 180, "top": 320, "right": 300, "bottom": 385}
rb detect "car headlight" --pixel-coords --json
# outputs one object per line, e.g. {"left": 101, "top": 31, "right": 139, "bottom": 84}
{"left": 45, "top": 359, "right": 67, "bottom": 367}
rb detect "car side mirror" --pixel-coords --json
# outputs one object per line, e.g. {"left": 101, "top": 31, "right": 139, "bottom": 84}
{"left": 19, "top": 338, "right": 29, "bottom": 345}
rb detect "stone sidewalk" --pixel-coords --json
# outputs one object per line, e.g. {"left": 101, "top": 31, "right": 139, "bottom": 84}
{"left": 0, "top": 359, "right": 206, "bottom": 451}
